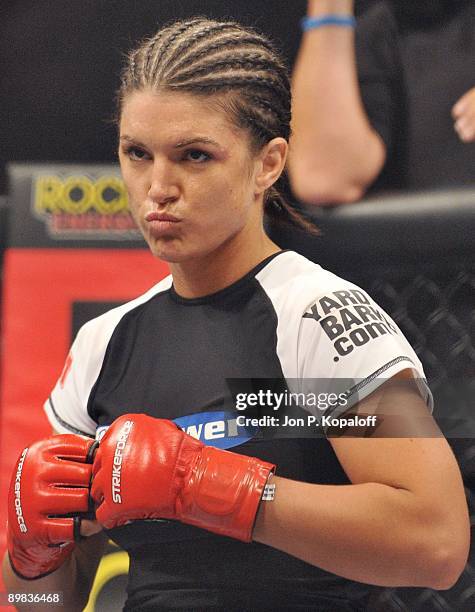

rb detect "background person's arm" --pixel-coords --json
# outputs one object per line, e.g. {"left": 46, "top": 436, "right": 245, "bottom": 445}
{"left": 453, "top": 86, "right": 475, "bottom": 143}
{"left": 289, "top": 0, "right": 385, "bottom": 204}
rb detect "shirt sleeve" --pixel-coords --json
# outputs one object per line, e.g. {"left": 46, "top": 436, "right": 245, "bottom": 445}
{"left": 42, "top": 277, "right": 173, "bottom": 437}
{"left": 297, "top": 283, "right": 433, "bottom": 419}
{"left": 43, "top": 321, "right": 100, "bottom": 438}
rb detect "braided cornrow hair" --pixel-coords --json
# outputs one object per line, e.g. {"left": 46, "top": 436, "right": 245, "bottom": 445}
{"left": 119, "top": 17, "right": 318, "bottom": 235}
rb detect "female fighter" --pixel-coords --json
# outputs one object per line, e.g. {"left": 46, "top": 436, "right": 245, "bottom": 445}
{"left": 3, "top": 17, "right": 469, "bottom": 611}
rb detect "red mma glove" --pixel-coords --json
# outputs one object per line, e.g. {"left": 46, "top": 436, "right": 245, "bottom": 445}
{"left": 91, "top": 414, "right": 275, "bottom": 542}
{"left": 7, "top": 435, "right": 96, "bottom": 579}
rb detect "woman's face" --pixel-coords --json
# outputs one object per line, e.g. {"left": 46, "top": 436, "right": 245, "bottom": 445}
{"left": 119, "top": 89, "right": 265, "bottom": 263}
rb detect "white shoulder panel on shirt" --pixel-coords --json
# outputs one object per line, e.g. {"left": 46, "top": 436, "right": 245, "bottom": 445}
{"left": 256, "top": 251, "right": 432, "bottom": 416}
{"left": 44, "top": 274, "right": 173, "bottom": 436}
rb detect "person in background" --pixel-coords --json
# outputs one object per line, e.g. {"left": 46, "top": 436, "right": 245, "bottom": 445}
{"left": 290, "top": 0, "right": 475, "bottom": 205}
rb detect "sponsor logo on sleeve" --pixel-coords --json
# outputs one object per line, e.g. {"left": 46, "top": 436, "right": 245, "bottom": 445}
{"left": 303, "top": 289, "right": 399, "bottom": 362}
{"left": 59, "top": 353, "right": 73, "bottom": 389}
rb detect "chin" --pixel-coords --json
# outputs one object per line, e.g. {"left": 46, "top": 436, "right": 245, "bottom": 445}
{"left": 145, "top": 235, "right": 182, "bottom": 263}
{"left": 149, "top": 242, "right": 194, "bottom": 264}
{"left": 147, "top": 231, "right": 236, "bottom": 264}
{"left": 150, "top": 248, "right": 184, "bottom": 263}
{"left": 150, "top": 241, "right": 220, "bottom": 265}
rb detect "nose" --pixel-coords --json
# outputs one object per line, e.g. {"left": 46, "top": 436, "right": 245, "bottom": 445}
{"left": 147, "top": 159, "right": 179, "bottom": 206}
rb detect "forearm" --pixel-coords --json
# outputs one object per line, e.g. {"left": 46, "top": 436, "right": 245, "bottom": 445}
{"left": 253, "top": 476, "right": 456, "bottom": 588}
{"left": 290, "top": 0, "right": 385, "bottom": 204}
{"left": 2, "top": 531, "right": 106, "bottom": 611}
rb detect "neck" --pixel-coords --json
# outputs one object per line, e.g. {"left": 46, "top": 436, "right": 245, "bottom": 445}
{"left": 170, "top": 226, "right": 280, "bottom": 299}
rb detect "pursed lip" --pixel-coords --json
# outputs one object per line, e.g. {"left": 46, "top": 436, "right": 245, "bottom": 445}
{"left": 145, "top": 211, "right": 181, "bottom": 223}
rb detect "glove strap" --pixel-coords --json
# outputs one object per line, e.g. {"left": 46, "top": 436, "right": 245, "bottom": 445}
{"left": 179, "top": 447, "right": 275, "bottom": 542}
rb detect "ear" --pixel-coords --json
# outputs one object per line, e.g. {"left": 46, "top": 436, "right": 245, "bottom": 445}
{"left": 254, "top": 137, "right": 288, "bottom": 195}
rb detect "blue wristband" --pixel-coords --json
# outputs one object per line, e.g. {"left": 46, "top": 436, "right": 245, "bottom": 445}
{"left": 301, "top": 15, "right": 356, "bottom": 31}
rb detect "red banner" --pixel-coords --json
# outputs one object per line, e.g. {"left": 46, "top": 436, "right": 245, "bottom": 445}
{"left": 0, "top": 248, "right": 168, "bottom": 591}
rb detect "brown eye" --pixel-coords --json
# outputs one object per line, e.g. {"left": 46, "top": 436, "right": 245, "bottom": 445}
{"left": 126, "top": 146, "right": 150, "bottom": 161}
{"left": 184, "top": 149, "right": 211, "bottom": 163}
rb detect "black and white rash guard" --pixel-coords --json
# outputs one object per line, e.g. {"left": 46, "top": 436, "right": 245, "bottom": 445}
{"left": 44, "top": 250, "right": 431, "bottom": 611}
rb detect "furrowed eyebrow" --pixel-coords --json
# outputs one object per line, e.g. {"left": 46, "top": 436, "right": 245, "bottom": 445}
{"left": 119, "top": 135, "right": 221, "bottom": 149}
{"left": 119, "top": 135, "right": 147, "bottom": 147}
{"left": 173, "top": 137, "right": 221, "bottom": 149}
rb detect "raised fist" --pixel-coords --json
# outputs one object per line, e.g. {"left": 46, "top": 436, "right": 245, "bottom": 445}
{"left": 7, "top": 434, "right": 96, "bottom": 579}
{"left": 91, "top": 414, "right": 274, "bottom": 542}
